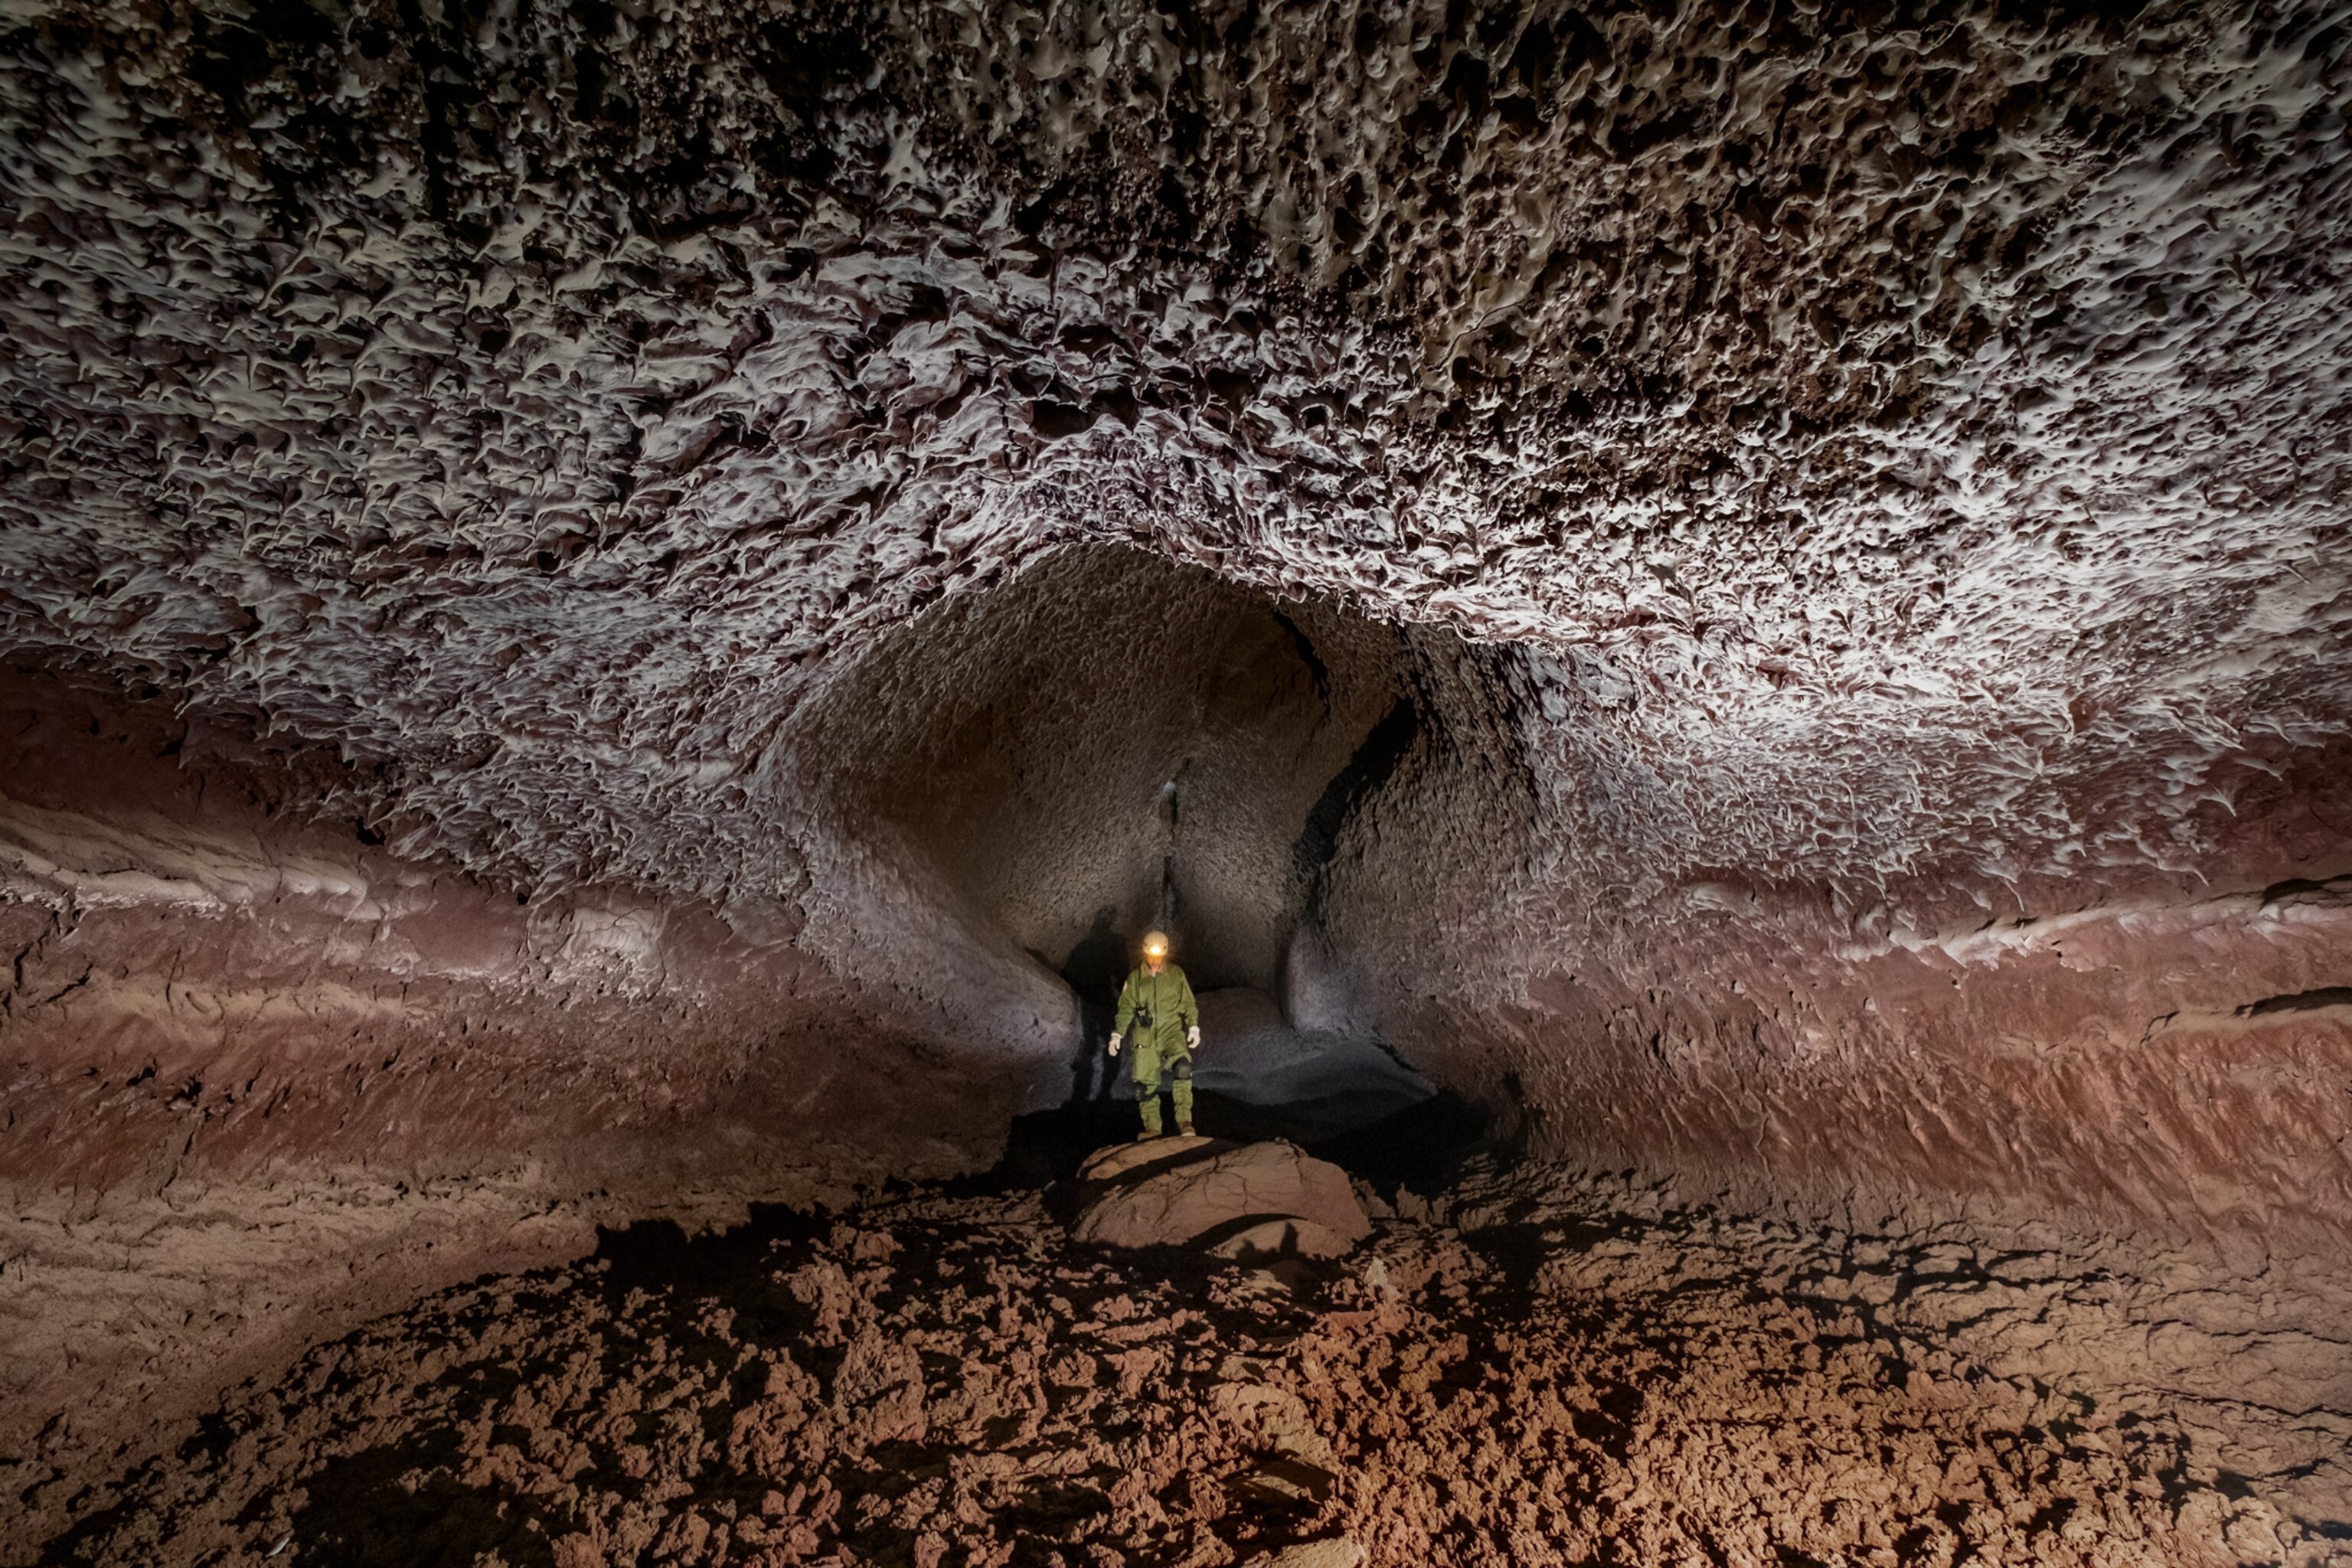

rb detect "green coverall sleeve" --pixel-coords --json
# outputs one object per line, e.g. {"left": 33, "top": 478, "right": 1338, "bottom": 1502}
{"left": 1175, "top": 971, "right": 1199, "bottom": 1032}
{"left": 1112, "top": 972, "right": 1138, "bottom": 1037}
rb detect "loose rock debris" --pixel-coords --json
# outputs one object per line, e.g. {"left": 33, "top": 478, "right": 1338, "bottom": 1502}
{"left": 31, "top": 1161, "right": 2350, "bottom": 1567}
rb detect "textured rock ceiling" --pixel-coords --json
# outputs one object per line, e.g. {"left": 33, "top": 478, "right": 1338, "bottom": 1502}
{"left": 7, "top": 0, "right": 2346, "bottom": 908}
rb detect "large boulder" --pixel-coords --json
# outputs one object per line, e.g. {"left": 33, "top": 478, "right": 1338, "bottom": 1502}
{"left": 1067, "top": 1138, "right": 1372, "bottom": 1257}
{"left": 1246, "top": 1543, "right": 1365, "bottom": 1568}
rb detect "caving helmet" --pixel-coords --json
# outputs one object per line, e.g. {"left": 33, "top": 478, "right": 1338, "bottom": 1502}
{"left": 1142, "top": 929, "right": 1171, "bottom": 962}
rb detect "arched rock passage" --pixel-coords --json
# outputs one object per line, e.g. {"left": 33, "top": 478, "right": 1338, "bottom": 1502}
{"left": 804, "top": 544, "right": 1416, "bottom": 1000}
{"left": 795, "top": 544, "right": 1514, "bottom": 1023}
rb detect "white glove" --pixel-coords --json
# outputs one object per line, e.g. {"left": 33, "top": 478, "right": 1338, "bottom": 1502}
{"left": 1186, "top": 1025, "right": 1200, "bottom": 1049}
{"left": 1106, "top": 1033, "right": 1122, "bottom": 1057}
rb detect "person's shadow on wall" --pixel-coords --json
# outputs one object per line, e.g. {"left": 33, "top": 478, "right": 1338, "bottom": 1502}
{"left": 1060, "top": 906, "right": 1129, "bottom": 1105}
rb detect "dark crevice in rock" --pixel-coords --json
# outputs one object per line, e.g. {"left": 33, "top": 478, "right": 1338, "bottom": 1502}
{"left": 1291, "top": 697, "right": 1422, "bottom": 915}
{"left": 2238, "top": 987, "right": 2352, "bottom": 1018}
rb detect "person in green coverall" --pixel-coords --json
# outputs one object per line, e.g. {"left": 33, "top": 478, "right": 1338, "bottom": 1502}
{"left": 1106, "top": 929, "right": 1201, "bottom": 1139}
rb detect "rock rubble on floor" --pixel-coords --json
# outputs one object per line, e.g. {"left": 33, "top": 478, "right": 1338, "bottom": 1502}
{"left": 29, "top": 1160, "right": 2347, "bottom": 1567}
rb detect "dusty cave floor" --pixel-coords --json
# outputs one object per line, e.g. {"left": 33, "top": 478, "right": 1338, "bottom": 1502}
{"left": 28, "top": 1115, "right": 2352, "bottom": 1568}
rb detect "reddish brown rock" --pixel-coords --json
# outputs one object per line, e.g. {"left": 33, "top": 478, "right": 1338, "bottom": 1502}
{"left": 1247, "top": 1541, "right": 1366, "bottom": 1568}
{"left": 2, "top": 0, "right": 2350, "bottom": 1547}
{"left": 20, "top": 1167, "right": 2347, "bottom": 1567}
{"left": 1069, "top": 1138, "right": 1373, "bottom": 1256}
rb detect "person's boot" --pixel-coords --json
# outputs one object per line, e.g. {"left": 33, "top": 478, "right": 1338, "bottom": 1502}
{"left": 1177, "top": 1119, "right": 1195, "bottom": 1137}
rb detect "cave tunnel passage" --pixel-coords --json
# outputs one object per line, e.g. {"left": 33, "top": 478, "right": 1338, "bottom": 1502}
{"left": 8, "top": 0, "right": 2352, "bottom": 1555}
{"left": 795, "top": 544, "right": 1459, "bottom": 1152}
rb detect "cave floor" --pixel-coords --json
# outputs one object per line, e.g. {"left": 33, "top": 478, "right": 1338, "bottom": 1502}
{"left": 31, "top": 1153, "right": 2350, "bottom": 1568}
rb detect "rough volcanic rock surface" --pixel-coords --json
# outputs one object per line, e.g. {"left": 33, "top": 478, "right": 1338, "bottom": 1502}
{"left": 5, "top": 0, "right": 2352, "bottom": 1534}
{"left": 1068, "top": 1138, "right": 1375, "bottom": 1256}
{"left": 1188, "top": 989, "right": 1432, "bottom": 1139}
{"left": 0, "top": 660, "right": 1049, "bottom": 1524}
{"left": 24, "top": 1163, "right": 2351, "bottom": 1567}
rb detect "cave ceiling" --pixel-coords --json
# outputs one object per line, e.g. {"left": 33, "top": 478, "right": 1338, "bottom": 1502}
{"left": 2, "top": 0, "right": 2347, "bottom": 942}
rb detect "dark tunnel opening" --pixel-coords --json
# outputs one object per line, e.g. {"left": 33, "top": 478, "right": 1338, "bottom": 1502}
{"left": 793, "top": 542, "right": 1498, "bottom": 1157}
{"left": 795, "top": 542, "right": 1419, "bottom": 998}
